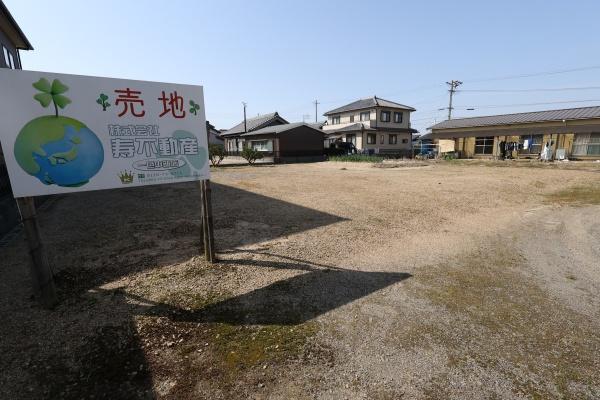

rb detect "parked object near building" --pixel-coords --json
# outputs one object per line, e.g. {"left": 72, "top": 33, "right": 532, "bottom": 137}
{"left": 322, "top": 96, "right": 417, "bottom": 157}
{"left": 239, "top": 122, "right": 325, "bottom": 163}
{"left": 221, "top": 112, "right": 288, "bottom": 152}
{"left": 427, "top": 106, "right": 600, "bottom": 160}
{"left": 0, "top": 0, "right": 33, "bottom": 237}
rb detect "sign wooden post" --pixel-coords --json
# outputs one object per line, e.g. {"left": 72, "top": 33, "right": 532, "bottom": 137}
{"left": 200, "top": 179, "right": 216, "bottom": 263}
{"left": 15, "top": 197, "right": 58, "bottom": 308}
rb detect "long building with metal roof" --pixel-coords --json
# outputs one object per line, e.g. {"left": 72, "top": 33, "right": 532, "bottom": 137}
{"left": 425, "top": 106, "right": 600, "bottom": 160}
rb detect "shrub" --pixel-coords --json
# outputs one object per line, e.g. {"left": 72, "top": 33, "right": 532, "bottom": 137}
{"left": 241, "top": 147, "right": 264, "bottom": 164}
{"left": 209, "top": 144, "right": 226, "bottom": 166}
{"left": 328, "top": 154, "right": 384, "bottom": 163}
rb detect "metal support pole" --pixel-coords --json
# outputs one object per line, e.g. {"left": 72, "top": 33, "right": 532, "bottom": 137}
{"left": 15, "top": 197, "right": 57, "bottom": 308}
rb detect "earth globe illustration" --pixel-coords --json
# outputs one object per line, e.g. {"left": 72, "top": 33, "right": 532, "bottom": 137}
{"left": 13, "top": 78, "right": 104, "bottom": 187}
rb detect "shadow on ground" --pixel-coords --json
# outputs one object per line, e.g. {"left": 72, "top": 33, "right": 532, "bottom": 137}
{"left": 0, "top": 181, "right": 410, "bottom": 399}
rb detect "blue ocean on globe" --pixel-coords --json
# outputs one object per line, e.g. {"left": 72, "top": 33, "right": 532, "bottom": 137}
{"left": 32, "top": 125, "right": 104, "bottom": 187}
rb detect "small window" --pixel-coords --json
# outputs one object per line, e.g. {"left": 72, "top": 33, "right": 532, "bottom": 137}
{"left": 519, "top": 135, "right": 543, "bottom": 155}
{"left": 380, "top": 111, "right": 391, "bottom": 122}
{"left": 389, "top": 134, "right": 397, "bottom": 145}
{"left": 394, "top": 112, "right": 403, "bottom": 123}
{"left": 7, "top": 51, "right": 14, "bottom": 69}
{"left": 2, "top": 46, "right": 12, "bottom": 69}
{"left": 367, "top": 133, "right": 377, "bottom": 144}
{"left": 475, "top": 136, "right": 494, "bottom": 154}
{"left": 380, "top": 134, "right": 385, "bottom": 144}
{"left": 360, "top": 111, "right": 370, "bottom": 121}
{"left": 332, "top": 116, "right": 341, "bottom": 125}
{"left": 402, "top": 138, "right": 408, "bottom": 144}
{"left": 350, "top": 115, "right": 355, "bottom": 123}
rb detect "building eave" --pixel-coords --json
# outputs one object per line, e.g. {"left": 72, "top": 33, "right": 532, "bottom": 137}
{"left": 0, "top": 1, "right": 33, "bottom": 50}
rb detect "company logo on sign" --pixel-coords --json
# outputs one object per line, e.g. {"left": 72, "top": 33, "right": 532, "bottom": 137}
{"left": 13, "top": 78, "right": 104, "bottom": 188}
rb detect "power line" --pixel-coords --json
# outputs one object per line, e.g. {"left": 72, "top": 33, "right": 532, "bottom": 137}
{"left": 453, "top": 99, "right": 600, "bottom": 110}
{"left": 466, "top": 65, "right": 600, "bottom": 83}
{"left": 460, "top": 86, "right": 600, "bottom": 93}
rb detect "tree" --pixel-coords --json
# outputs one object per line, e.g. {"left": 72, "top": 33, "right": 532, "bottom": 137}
{"left": 209, "top": 144, "right": 226, "bottom": 166}
{"left": 241, "top": 147, "right": 264, "bottom": 165}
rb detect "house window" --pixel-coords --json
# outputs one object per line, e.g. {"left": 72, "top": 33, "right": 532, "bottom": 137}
{"left": 573, "top": 133, "right": 600, "bottom": 156}
{"left": 332, "top": 115, "right": 341, "bottom": 125}
{"left": 2, "top": 46, "right": 14, "bottom": 69}
{"left": 380, "top": 111, "right": 391, "bottom": 122}
{"left": 360, "top": 111, "right": 370, "bottom": 121}
{"left": 394, "top": 112, "right": 403, "bottom": 123}
{"left": 475, "top": 136, "right": 494, "bottom": 154}
{"left": 251, "top": 140, "right": 271, "bottom": 152}
{"left": 367, "top": 133, "right": 377, "bottom": 144}
{"left": 346, "top": 134, "right": 356, "bottom": 145}
{"left": 519, "top": 135, "right": 543, "bottom": 155}
{"left": 389, "top": 134, "right": 397, "bottom": 145}
{"left": 350, "top": 115, "right": 355, "bottom": 123}
{"left": 402, "top": 138, "right": 408, "bottom": 144}
{"left": 380, "top": 135, "right": 385, "bottom": 144}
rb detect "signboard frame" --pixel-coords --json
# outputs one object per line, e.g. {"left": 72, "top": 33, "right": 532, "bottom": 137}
{"left": 0, "top": 70, "right": 217, "bottom": 307}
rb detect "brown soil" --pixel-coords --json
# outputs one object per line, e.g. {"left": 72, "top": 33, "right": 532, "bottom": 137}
{"left": 1, "top": 160, "right": 599, "bottom": 399}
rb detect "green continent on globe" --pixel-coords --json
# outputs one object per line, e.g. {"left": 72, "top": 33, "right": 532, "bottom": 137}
{"left": 14, "top": 115, "right": 86, "bottom": 175}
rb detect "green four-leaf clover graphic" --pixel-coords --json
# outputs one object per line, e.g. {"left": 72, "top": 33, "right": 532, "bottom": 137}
{"left": 189, "top": 100, "right": 200, "bottom": 115}
{"left": 32, "top": 78, "right": 71, "bottom": 117}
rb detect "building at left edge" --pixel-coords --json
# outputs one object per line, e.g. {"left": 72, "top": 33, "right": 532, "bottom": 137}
{"left": 0, "top": 0, "right": 33, "bottom": 237}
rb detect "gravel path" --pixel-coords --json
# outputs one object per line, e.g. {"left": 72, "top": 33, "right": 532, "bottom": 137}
{"left": 1, "top": 161, "right": 599, "bottom": 399}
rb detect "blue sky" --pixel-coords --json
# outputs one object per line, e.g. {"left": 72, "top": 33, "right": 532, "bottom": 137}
{"left": 6, "top": 0, "right": 600, "bottom": 134}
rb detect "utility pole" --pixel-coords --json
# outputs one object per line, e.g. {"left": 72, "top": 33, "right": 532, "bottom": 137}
{"left": 446, "top": 80, "right": 462, "bottom": 120}
{"left": 242, "top": 102, "right": 247, "bottom": 133}
{"left": 314, "top": 99, "right": 320, "bottom": 122}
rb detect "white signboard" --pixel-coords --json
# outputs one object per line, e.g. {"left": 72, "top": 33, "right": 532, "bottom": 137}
{"left": 0, "top": 69, "right": 210, "bottom": 197}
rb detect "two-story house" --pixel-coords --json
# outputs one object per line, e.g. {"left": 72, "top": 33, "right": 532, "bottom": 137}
{"left": 322, "top": 96, "right": 417, "bottom": 155}
{"left": 0, "top": 0, "right": 33, "bottom": 237}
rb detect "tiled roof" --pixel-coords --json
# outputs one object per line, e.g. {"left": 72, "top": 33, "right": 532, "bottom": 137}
{"left": 324, "top": 96, "right": 416, "bottom": 116}
{"left": 239, "top": 122, "right": 324, "bottom": 136}
{"left": 429, "top": 106, "right": 600, "bottom": 130}
{"left": 221, "top": 112, "right": 288, "bottom": 136}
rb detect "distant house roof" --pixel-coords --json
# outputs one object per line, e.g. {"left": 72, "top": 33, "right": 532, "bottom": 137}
{"left": 239, "top": 122, "right": 324, "bottom": 137}
{"left": 324, "top": 96, "right": 416, "bottom": 116}
{"left": 0, "top": 1, "right": 33, "bottom": 50}
{"left": 429, "top": 106, "right": 600, "bottom": 131}
{"left": 221, "top": 112, "right": 288, "bottom": 136}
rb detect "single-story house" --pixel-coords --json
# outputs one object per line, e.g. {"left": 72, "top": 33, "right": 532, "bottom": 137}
{"left": 427, "top": 106, "right": 600, "bottom": 160}
{"left": 221, "top": 112, "right": 288, "bottom": 152}
{"left": 239, "top": 122, "right": 325, "bottom": 163}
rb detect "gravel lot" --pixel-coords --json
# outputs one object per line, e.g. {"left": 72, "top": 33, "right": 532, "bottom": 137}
{"left": 1, "top": 160, "right": 600, "bottom": 399}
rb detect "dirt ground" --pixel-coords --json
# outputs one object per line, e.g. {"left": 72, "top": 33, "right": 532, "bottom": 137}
{"left": 1, "top": 160, "right": 600, "bottom": 399}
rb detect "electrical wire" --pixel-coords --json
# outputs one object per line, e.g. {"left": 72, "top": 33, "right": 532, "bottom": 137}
{"left": 460, "top": 86, "right": 600, "bottom": 93}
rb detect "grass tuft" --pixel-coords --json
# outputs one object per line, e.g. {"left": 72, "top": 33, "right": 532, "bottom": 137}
{"left": 545, "top": 185, "right": 600, "bottom": 205}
